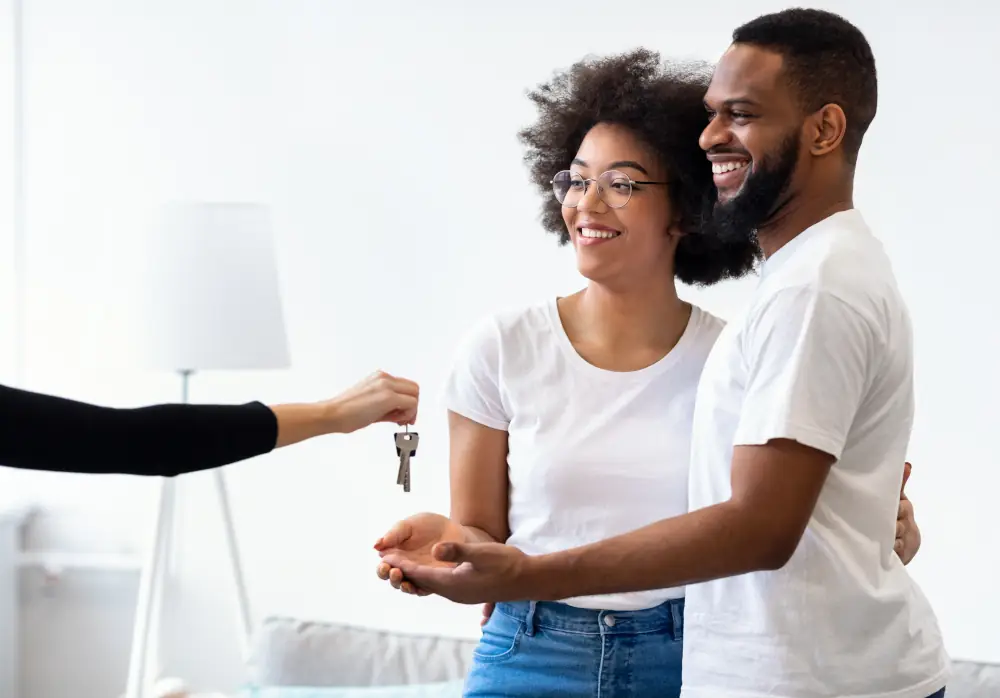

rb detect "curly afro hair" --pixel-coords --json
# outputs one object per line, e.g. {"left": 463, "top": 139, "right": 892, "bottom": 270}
{"left": 518, "top": 48, "right": 759, "bottom": 286}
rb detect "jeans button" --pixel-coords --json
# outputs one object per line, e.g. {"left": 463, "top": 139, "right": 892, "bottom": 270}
{"left": 604, "top": 614, "right": 616, "bottom": 627}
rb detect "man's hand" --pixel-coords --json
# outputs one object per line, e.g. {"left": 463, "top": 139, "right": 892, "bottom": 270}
{"left": 379, "top": 541, "right": 533, "bottom": 605}
{"left": 895, "top": 462, "right": 921, "bottom": 564}
{"left": 375, "top": 513, "right": 467, "bottom": 596}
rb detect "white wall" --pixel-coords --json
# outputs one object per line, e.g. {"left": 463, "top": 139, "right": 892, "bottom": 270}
{"left": 0, "top": 0, "right": 16, "bottom": 386}
{"left": 6, "top": 1, "right": 998, "bottom": 696}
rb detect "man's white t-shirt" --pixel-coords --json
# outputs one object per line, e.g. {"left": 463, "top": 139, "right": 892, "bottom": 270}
{"left": 443, "top": 297, "right": 723, "bottom": 611}
{"left": 682, "top": 209, "right": 949, "bottom": 698}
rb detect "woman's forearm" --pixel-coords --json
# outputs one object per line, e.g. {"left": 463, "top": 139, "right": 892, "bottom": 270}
{"left": 461, "top": 524, "right": 503, "bottom": 544}
{"left": 269, "top": 402, "right": 337, "bottom": 448}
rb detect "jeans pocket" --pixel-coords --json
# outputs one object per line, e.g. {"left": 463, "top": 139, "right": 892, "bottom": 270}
{"left": 472, "top": 609, "right": 525, "bottom": 664}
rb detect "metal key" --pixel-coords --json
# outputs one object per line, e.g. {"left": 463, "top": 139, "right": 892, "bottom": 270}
{"left": 394, "top": 429, "right": 418, "bottom": 493}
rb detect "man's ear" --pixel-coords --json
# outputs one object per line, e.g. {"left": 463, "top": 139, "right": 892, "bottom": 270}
{"left": 809, "top": 103, "right": 847, "bottom": 156}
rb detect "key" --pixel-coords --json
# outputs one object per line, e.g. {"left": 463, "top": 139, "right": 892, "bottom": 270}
{"left": 394, "top": 430, "right": 418, "bottom": 493}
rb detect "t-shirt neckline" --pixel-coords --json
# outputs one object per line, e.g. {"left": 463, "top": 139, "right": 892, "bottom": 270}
{"left": 545, "top": 297, "right": 704, "bottom": 381}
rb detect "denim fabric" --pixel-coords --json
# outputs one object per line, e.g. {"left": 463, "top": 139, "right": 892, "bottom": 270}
{"left": 463, "top": 598, "right": 684, "bottom": 698}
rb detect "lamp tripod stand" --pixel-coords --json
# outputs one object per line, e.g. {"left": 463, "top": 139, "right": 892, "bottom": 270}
{"left": 124, "top": 369, "right": 254, "bottom": 698}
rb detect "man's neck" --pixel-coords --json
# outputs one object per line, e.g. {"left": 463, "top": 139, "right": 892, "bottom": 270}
{"left": 756, "top": 189, "right": 854, "bottom": 259}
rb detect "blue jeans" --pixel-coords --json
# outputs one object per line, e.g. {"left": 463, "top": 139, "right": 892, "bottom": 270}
{"left": 463, "top": 598, "right": 948, "bottom": 698}
{"left": 463, "top": 598, "right": 685, "bottom": 697}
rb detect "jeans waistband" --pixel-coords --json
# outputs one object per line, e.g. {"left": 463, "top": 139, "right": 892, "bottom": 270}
{"left": 495, "top": 598, "right": 684, "bottom": 638}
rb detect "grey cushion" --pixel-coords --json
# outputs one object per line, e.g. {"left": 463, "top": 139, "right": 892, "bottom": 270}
{"left": 251, "top": 615, "right": 1000, "bottom": 696}
{"left": 251, "top": 616, "right": 477, "bottom": 688}
{"left": 948, "top": 659, "right": 1000, "bottom": 697}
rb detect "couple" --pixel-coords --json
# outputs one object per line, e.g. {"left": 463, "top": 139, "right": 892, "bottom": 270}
{"left": 377, "top": 8, "right": 948, "bottom": 698}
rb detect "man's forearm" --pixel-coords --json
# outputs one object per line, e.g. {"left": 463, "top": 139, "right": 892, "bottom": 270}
{"left": 524, "top": 502, "right": 792, "bottom": 601}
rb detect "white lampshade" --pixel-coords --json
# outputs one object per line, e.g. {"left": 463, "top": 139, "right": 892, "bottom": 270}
{"left": 142, "top": 201, "right": 290, "bottom": 372}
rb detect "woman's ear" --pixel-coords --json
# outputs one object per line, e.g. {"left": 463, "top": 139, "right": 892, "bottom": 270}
{"left": 666, "top": 218, "right": 687, "bottom": 240}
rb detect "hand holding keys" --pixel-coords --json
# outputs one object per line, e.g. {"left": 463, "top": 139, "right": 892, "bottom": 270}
{"left": 394, "top": 426, "right": 418, "bottom": 493}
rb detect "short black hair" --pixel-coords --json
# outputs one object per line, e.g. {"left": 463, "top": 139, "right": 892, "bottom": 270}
{"left": 518, "top": 48, "right": 758, "bottom": 286}
{"left": 732, "top": 8, "right": 877, "bottom": 164}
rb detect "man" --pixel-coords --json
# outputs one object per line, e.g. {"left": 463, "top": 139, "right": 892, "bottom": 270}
{"left": 380, "top": 9, "right": 948, "bottom": 697}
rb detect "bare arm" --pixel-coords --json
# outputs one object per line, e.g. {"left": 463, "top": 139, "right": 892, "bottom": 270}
{"left": 449, "top": 410, "right": 510, "bottom": 545}
{"left": 272, "top": 371, "right": 419, "bottom": 447}
{"left": 528, "top": 439, "right": 832, "bottom": 599}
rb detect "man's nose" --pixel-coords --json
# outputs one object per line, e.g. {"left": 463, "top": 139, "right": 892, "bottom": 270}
{"left": 699, "top": 117, "right": 731, "bottom": 153}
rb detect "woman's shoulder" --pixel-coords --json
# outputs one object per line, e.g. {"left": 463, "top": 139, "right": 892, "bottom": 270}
{"left": 459, "top": 298, "right": 558, "bottom": 346}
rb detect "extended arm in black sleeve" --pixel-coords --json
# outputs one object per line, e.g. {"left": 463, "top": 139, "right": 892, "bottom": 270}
{"left": 0, "top": 383, "right": 278, "bottom": 477}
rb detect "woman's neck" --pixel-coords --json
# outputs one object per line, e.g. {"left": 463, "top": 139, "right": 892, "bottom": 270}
{"left": 559, "top": 275, "right": 691, "bottom": 372}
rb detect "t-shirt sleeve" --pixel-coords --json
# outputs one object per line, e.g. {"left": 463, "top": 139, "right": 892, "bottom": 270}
{"left": 442, "top": 316, "right": 510, "bottom": 431}
{"left": 733, "top": 285, "right": 879, "bottom": 460}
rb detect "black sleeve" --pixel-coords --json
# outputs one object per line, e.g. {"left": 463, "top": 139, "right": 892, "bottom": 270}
{"left": 0, "top": 383, "right": 279, "bottom": 477}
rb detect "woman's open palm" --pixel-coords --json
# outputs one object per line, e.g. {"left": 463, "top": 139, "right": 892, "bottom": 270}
{"left": 374, "top": 512, "right": 467, "bottom": 594}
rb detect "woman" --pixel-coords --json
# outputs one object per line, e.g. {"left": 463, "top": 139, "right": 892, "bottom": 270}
{"left": 375, "top": 49, "right": 919, "bottom": 696}
{"left": 0, "top": 369, "right": 418, "bottom": 475}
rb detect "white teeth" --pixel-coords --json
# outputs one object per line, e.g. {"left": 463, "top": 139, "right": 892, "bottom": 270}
{"left": 712, "top": 161, "right": 749, "bottom": 175}
{"left": 580, "top": 227, "right": 620, "bottom": 239}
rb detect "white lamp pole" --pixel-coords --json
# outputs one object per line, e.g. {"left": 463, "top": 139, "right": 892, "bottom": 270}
{"left": 125, "top": 202, "right": 290, "bottom": 698}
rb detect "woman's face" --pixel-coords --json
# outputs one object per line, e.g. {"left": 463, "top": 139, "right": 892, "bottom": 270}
{"left": 561, "top": 123, "right": 680, "bottom": 287}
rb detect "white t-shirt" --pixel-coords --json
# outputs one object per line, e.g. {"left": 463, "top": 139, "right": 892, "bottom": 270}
{"left": 682, "top": 209, "right": 949, "bottom": 698}
{"left": 444, "top": 297, "right": 724, "bottom": 611}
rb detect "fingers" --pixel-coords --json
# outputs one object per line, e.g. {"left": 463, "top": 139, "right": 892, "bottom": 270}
{"left": 381, "top": 398, "right": 418, "bottom": 425}
{"left": 375, "top": 562, "right": 422, "bottom": 596}
{"left": 371, "top": 371, "right": 419, "bottom": 398}
{"left": 901, "top": 461, "right": 912, "bottom": 493}
{"left": 481, "top": 602, "right": 495, "bottom": 627}
{"left": 362, "top": 371, "right": 420, "bottom": 425}
{"left": 897, "top": 498, "right": 913, "bottom": 521}
{"left": 374, "top": 521, "right": 413, "bottom": 551}
{"left": 432, "top": 542, "right": 462, "bottom": 563}
{"left": 378, "top": 551, "right": 410, "bottom": 571}
{"left": 432, "top": 541, "right": 488, "bottom": 565}
{"left": 896, "top": 499, "right": 914, "bottom": 539}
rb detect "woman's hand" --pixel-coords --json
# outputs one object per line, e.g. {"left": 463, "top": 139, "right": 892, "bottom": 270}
{"left": 895, "top": 462, "right": 921, "bottom": 565}
{"left": 324, "top": 371, "right": 419, "bottom": 433}
{"left": 271, "top": 371, "right": 419, "bottom": 448}
{"left": 375, "top": 512, "right": 469, "bottom": 595}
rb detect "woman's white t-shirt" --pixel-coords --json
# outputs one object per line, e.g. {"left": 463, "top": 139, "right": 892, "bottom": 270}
{"left": 442, "top": 298, "right": 724, "bottom": 611}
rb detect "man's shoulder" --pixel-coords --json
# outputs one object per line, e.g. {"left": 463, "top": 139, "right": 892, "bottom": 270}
{"left": 758, "top": 214, "right": 904, "bottom": 325}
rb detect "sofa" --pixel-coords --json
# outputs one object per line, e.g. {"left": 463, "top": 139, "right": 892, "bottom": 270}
{"left": 242, "top": 615, "right": 1000, "bottom": 697}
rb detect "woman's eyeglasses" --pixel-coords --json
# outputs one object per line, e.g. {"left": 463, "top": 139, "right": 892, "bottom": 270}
{"left": 550, "top": 169, "right": 669, "bottom": 209}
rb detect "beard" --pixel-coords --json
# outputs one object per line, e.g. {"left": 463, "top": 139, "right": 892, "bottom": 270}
{"left": 703, "top": 131, "right": 800, "bottom": 246}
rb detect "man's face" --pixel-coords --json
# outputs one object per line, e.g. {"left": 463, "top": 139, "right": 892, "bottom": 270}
{"left": 699, "top": 44, "right": 806, "bottom": 242}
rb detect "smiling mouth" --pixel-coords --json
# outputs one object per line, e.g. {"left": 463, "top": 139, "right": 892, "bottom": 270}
{"left": 711, "top": 160, "right": 750, "bottom": 176}
{"left": 578, "top": 227, "right": 621, "bottom": 239}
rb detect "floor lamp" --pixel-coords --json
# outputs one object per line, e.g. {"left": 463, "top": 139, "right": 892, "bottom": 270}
{"left": 125, "top": 202, "right": 290, "bottom": 698}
